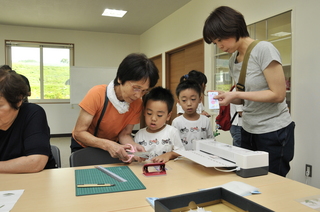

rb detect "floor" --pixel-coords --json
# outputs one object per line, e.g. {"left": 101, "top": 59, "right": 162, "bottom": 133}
{"left": 51, "top": 137, "right": 72, "bottom": 168}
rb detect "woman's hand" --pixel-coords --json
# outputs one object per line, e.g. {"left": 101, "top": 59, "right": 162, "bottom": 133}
{"left": 125, "top": 143, "right": 147, "bottom": 163}
{"left": 207, "top": 90, "right": 235, "bottom": 106}
{"left": 107, "top": 142, "right": 131, "bottom": 162}
{"left": 110, "top": 143, "right": 147, "bottom": 163}
{"left": 214, "top": 92, "right": 234, "bottom": 106}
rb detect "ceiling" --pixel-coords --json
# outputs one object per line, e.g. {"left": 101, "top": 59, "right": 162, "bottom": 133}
{"left": 0, "top": 0, "right": 191, "bottom": 35}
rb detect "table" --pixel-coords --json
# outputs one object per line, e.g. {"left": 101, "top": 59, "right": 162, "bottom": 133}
{"left": 1, "top": 158, "right": 320, "bottom": 212}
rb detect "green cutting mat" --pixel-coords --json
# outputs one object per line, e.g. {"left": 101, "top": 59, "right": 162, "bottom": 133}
{"left": 75, "top": 166, "right": 146, "bottom": 196}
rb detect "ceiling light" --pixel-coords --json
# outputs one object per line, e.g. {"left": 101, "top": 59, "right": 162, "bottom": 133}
{"left": 102, "top": 9, "right": 127, "bottom": 18}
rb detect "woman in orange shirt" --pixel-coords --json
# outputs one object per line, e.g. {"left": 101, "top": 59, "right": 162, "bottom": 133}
{"left": 71, "top": 53, "right": 159, "bottom": 162}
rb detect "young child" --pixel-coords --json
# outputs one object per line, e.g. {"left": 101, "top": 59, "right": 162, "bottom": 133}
{"left": 134, "top": 86, "right": 185, "bottom": 163}
{"left": 176, "top": 70, "right": 211, "bottom": 117}
{"left": 172, "top": 80, "right": 214, "bottom": 150}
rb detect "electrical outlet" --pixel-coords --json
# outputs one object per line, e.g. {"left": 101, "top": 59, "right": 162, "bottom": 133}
{"left": 305, "top": 164, "right": 312, "bottom": 177}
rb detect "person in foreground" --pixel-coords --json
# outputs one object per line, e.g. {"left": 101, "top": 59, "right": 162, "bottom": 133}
{"left": 0, "top": 70, "right": 56, "bottom": 173}
{"left": 71, "top": 53, "right": 159, "bottom": 163}
{"left": 203, "top": 6, "right": 295, "bottom": 177}
{"left": 172, "top": 80, "right": 214, "bottom": 150}
{"left": 134, "top": 86, "right": 184, "bottom": 163}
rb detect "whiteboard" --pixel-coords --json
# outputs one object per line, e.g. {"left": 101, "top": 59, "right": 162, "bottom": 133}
{"left": 70, "top": 66, "right": 117, "bottom": 104}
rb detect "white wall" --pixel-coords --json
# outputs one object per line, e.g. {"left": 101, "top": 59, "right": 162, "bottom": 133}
{"left": 140, "top": 0, "right": 320, "bottom": 188}
{"left": 0, "top": 24, "right": 140, "bottom": 134}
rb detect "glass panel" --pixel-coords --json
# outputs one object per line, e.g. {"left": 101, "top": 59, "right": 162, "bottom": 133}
{"left": 43, "top": 48, "right": 70, "bottom": 99}
{"left": 271, "top": 37, "right": 291, "bottom": 65}
{"left": 11, "top": 46, "right": 41, "bottom": 99}
{"left": 247, "top": 25, "right": 255, "bottom": 38}
{"left": 268, "top": 12, "right": 291, "bottom": 110}
{"left": 214, "top": 53, "right": 232, "bottom": 91}
{"left": 267, "top": 12, "right": 291, "bottom": 40}
{"left": 255, "top": 20, "right": 267, "bottom": 40}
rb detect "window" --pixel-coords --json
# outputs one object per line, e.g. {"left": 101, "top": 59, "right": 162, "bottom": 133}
{"left": 5, "top": 40, "right": 74, "bottom": 103}
{"left": 213, "top": 53, "right": 232, "bottom": 91}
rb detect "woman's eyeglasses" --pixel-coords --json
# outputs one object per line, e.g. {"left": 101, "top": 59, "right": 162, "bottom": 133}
{"left": 129, "top": 82, "right": 149, "bottom": 95}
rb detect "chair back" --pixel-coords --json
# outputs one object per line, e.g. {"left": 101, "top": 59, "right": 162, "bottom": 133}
{"left": 51, "top": 145, "right": 61, "bottom": 168}
{"left": 69, "top": 147, "right": 122, "bottom": 167}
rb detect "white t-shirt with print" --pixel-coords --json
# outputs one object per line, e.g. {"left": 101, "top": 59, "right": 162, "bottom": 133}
{"left": 172, "top": 115, "right": 214, "bottom": 150}
{"left": 134, "top": 125, "right": 185, "bottom": 159}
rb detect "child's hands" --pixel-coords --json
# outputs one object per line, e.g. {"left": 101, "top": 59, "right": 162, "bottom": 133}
{"left": 201, "top": 110, "right": 211, "bottom": 117}
{"left": 151, "top": 154, "right": 170, "bottom": 163}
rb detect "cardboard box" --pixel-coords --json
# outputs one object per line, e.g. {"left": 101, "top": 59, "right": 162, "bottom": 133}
{"left": 154, "top": 188, "right": 274, "bottom": 212}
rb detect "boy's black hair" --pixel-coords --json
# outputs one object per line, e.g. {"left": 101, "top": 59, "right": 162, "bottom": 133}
{"left": 114, "top": 53, "right": 159, "bottom": 88}
{"left": 143, "top": 86, "right": 174, "bottom": 113}
{"left": 176, "top": 79, "right": 202, "bottom": 98}
{"left": 203, "top": 6, "right": 249, "bottom": 44}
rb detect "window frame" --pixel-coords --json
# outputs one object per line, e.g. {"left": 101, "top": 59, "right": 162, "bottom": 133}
{"left": 5, "top": 40, "right": 74, "bottom": 103}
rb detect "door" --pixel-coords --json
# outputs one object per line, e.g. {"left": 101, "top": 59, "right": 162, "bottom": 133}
{"left": 166, "top": 39, "right": 204, "bottom": 124}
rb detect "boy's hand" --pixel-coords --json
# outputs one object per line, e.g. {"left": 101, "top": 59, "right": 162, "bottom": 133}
{"left": 151, "top": 154, "right": 170, "bottom": 163}
{"left": 201, "top": 110, "right": 211, "bottom": 117}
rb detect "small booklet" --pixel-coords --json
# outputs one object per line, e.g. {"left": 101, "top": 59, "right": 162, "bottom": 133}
{"left": 208, "top": 91, "right": 219, "bottom": 110}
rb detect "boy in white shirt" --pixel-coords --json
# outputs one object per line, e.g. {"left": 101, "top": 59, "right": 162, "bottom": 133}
{"left": 172, "top": 80, "right": 214, "bottom": 150}
{"left": 134, "top": 86, "right": 185, "bottom": 163}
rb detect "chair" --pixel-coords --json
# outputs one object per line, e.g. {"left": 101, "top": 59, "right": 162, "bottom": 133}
{"left": 51, "top": 145, "right": 61, "bottom": 168}
{"left": 69, "top": 147, "right": 122, "bottom": 167}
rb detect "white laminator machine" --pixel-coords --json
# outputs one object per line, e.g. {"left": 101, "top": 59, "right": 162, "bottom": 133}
{"left": 174, "top": 139, "right": 269, "bottom": 178}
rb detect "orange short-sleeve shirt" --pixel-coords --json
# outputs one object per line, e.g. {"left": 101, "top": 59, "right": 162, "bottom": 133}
{"left": 76, "top": 84, "right": 142, "bottom": 143}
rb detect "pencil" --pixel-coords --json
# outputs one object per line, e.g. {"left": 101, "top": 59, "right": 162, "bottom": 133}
{"left": 77, "top": 183, "right": 115, "bottom": 188}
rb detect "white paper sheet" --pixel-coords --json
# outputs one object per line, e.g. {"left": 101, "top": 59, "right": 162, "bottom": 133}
{"left": 0, "top": 190, "right": 24, "bottom": 212}
{"left": 174, "top": 150, "right": 236, "bottom": 167}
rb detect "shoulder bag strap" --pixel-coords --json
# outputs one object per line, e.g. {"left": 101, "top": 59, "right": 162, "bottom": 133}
{"left": 94, "top": 87, "right": 108, "bottom": 136}
{"left": 236, "top": 40, "right": 260, "bottom": 91}
{"left": 230, "top": 111, "right": 238, "bottom": 125}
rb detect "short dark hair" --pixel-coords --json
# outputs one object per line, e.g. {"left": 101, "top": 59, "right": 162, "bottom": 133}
{"left": 176, "top": 80, "right": 202, "bottom": 98}
{"left": 114, "top": 53, "right": 159, "bottom": 88}
{"left": 143, "top": 86, "right": 174, "bottom": 113}
{"left": 0, "top": 70, "right": 28, "bottom": 109}
{"left": 180, "top": 70, "right": 207, "bottom": 85}
{"left": 203, "top": 6, "right": 249, "bottom": 44}
{"left": 180, "top": 70, "right": 207, "bottom": 94}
